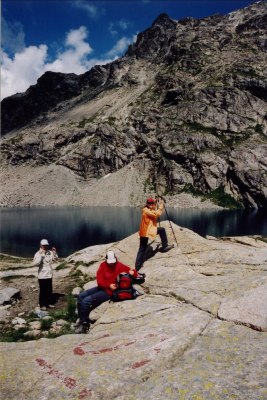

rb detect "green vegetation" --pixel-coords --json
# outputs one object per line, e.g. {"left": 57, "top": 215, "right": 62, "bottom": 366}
{"left": 185, "top": 121, "right": 217, "bottom": 135}
{"left": 0, "top": 326, "right": 31, "bottom": 342}
{"left": 40, "top": 318, "right": 53, "bottom": 331}
{"left": 2, "top": 274, "right": 35, "bottom": 281}
{"left": 183, "top": 184, "right": 243, "bottom": 209}
{"left": 183, "top": 184, "right": 204, "bottom": 197}
{"left": 206, "top": 186, "right": 243, "bottom": 209}
{"left": 107, "top": 116, "right": 117, "bottom": 125}
{"left": 0, "top": 295, "right": 77, "bottom": 342}
{"left": 55, "top": 261, "right": 68, "bottom": 271}
{"left": 77, "top": 116, "right": 96, "bottom": 128}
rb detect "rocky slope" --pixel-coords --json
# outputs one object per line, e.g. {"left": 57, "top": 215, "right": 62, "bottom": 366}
{"left": 1, "top": 222, "right": 267, "bottom": 399}
{"left": 1, "top": 2, "right": 267, "bottom": 208}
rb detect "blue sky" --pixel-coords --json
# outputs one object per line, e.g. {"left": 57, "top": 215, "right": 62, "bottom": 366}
{"left": 1, "top": 0, "right": 255, "bottom": 99}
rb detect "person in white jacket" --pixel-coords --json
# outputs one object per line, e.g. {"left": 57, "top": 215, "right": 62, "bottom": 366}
{"left": 33, "top": 239, "right": 58, "bottom": 310}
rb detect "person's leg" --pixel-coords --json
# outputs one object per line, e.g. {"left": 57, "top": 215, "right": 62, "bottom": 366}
{"left": 157, "top": 227, "right": 168, "bottom": 247}
{"left": 135, "top": 237, "right": 149, "bottom": 270}
{"left": 157, "top": 227, "right": 174, "bottom": 252}
{"left": 40, "top": 279, "right": 52, "bottom": 308}
{"left": 77, "top": 287, "right": 110, "bottom": 324}
{"left": 47, "top": 278, "right": 54, "bottom": 307}
{"left": 39, "top": 279, "right": 46, "bottom": 308}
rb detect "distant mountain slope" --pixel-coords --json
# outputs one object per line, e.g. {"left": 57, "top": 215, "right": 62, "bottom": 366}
{"left": 1, "top": 1, "right": 266, "bottom": 208}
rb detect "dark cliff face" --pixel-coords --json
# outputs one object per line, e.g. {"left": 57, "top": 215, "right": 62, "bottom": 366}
{"left": 1, "top": 1, "right": 267, "bottom": 209}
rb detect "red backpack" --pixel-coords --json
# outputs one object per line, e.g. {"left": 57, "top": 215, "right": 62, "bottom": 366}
{"left": 111, "top": 272, "right": 145, "bottom": 302}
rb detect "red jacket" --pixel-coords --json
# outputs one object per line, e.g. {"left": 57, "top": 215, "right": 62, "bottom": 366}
{"left": 96, "top": 261, "right": 137, "bottom": 295}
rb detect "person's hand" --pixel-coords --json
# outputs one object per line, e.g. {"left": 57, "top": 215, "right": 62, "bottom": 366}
{"left": 110, "top": 283, "right": 117, "bottom": 291}
{"left": 129, "top": 270, "right": 135, "bottom": 276}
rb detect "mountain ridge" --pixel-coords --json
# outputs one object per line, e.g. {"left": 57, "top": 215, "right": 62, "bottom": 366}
{"left": 1, "top": 1, "right": 266, "bottom": 208}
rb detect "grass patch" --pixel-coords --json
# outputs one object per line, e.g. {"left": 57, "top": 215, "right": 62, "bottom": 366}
{"left": 205, "top": 186, "right": 243, "bottom": 209}
{"left": 0, "top": 326, "right": 30, "bottom": 342}
{"left": 77, "top": 116, "right": 96, "bottom": 128}
{"left": 0, "top": 295, "right": 78, "bottom": 342}
{"left": 49, "top": 294, "right": 77, "bottom": 323}
{"left": 2, "top": 274, "right": 35, "bottom": 281}
{"left": 183, "top": 184, "right": 243, "bottom": 209}
{"left": 55, "top": 262, "right": 68, "bottom": 271}
{"left": 40, "top": 318, "right": 53, "bottom": 331}
{"left": 183, "top": 184, "right": 204, "bottom": 197}
{"left": 2, "top": 265, "right": 32, "bottom": 271}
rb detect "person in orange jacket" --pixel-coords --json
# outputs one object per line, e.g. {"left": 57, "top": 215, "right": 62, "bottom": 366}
{"left": 135, "top": 197, "right": 173, "bottom": 270}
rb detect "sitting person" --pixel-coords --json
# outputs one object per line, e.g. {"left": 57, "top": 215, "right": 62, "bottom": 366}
{"left": 135, "top": 197, "right": 173, "bottom": 270}
{"left": 75, "top": 250, "right": 137, "bottom": 333}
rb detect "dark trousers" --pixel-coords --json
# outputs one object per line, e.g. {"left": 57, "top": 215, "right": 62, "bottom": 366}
{"left": 135, "top": 227, "right": 168, "bottom": 269}
{"left": 39, "top": 278, "right": 53, "bottom": 307}
{"left": 77, "top": 287, "right": 111, "bottom": 324}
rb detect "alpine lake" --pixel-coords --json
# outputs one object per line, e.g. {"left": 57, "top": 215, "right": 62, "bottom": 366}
{"left": 0, "top": 207, "right": 266, "bottom": 258}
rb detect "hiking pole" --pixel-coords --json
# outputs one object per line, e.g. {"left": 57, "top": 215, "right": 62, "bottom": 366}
{"left": 157, "top": 195, "right": 179, "bottom": 247}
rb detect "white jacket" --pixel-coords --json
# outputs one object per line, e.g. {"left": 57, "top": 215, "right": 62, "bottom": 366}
{"left": 33, "top": 249, "right": 58, "bottom": 279}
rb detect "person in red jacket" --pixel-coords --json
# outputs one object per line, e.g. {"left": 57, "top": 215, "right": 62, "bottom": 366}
{"left": 75, "top": 250, "right": 137, "bottom": 333}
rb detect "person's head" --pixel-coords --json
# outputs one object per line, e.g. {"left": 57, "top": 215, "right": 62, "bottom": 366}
{"left": 146, "top": 197, "right": 156, "bottom": 209}
{"left": 106, "top": 250, "right": 117, "bottom": 266}
{"left": 40, "top": 238, "right": 49, "bottom": 250}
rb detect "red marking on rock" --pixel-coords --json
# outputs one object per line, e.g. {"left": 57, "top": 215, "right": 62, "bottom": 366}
{"left": 36, "top": 358, "right": 46, "bottom": 366}
{"left": 78, "top": 388, "right": 92, "bottom": 399}
{"left": 97, "top": 347, "right": 113, "bottom": 354}
{"left": 64, "top": 377, "right": 77, "bottom": 389}
{"left": 124, "top": 340, "right": 136, "bottom": 347}
{"left": 74, "top": 347, "right": 86, "bottom": 356}
{"left": 131, "top": 359, "right": 151, "bottom": 369}
{"left": 35, "top": 358, "right": 77, "bottom": 390}
{"left": 145, "top": 333, "right": 156, "bottom": 338}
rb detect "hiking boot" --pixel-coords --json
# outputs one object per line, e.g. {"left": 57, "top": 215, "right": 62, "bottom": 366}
{"left": 75, "top": 322, "right": 90, "bottom": 334}
{"left": 161, "top": 244, "right": 174, "bottom": 252}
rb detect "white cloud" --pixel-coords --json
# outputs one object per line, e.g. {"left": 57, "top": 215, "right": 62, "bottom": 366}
{"left": 118, "top": 19, "right": 132, "bottom": 30}
{"left": 106, "top": 36, "right": 133, "bottom": 58}
{"left": 1, "top": 25, "right": 135, "bottom": 100}
{"left": 108, "top": 23, "right": 118, "bottom": 37}
{"left": 1, "top": 16, "right": 25, "bottom": 53}
{"left": 108, "top": 19, "right": 132, "bottom": 36}
{"left": 44, "top": 27, "right": 93, "bottom": 74}
{"left": 1, "top": 45, "right": 48, "bottom": 99}
{"left": 73, "top": 1, "right": 100, "bottom": 18}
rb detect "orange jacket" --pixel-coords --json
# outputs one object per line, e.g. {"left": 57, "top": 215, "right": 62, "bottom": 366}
{"left": 139, "top": 202, "right": 164, "bottom": 239}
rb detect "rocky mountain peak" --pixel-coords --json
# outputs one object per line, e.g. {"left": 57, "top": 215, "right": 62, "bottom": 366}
{"left": 151, "top": 12, "right": 176, "bottom": 27}
{"left": 0, "top": 2, "right": 266, "bottom": 209}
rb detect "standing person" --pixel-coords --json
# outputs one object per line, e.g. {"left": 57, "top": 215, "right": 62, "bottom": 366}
{"left": 32, "top": 239, "right": 58, "bottom": 311}
{"left": 135, "top": 197, "right": 173, "bottom": 270}
{"left": 75, "top": 250, "right": 137, "bottom": 334}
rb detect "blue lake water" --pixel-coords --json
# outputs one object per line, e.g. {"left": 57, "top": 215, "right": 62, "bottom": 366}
{"left": 0, "top": 207, "right": 266, "bottom": 257}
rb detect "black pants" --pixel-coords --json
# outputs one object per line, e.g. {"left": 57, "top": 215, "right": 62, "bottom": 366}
{"left": 135, "top": 227, "right": 168, "bottom": 270}
{"left": 38, "top": 278, "right": 53, "bottom": 307}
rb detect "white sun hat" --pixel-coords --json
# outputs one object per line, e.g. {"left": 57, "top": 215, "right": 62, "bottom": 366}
{"left": 40, "top": 239, "right": 49, "bottom": 246}
{"left": 106, "top": 250, "right": 116, "bottom": 264}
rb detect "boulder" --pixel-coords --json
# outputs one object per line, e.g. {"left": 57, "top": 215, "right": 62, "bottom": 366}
{"left": 0, "top": 287, "right": 20, "bottom": 305}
